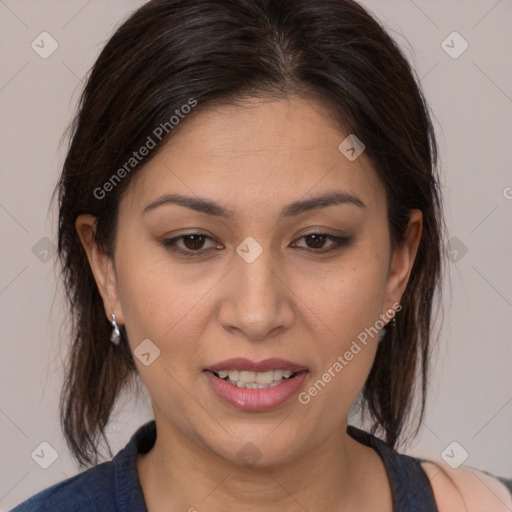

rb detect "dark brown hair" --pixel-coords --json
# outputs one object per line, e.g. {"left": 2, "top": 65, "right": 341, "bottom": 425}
{"left": 55, "top": 0, "right": 445, "bottom": 468}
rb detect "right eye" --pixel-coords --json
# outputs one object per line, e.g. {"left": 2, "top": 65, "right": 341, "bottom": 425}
{"left": 161, "top": 233, "right": 221, "bottom": 258}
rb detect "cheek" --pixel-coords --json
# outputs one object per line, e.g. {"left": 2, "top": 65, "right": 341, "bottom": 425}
{"left": 114, "top": 246, "right": 209, "bottom": 411}
{"left": 300, "top": 248, "right": 388, "bottom": 345}
{"left": 296, "top": 250, "right": 388, "bottom": 403}
{"left": 113, "top": 238, "right": 205, "bottom": 351}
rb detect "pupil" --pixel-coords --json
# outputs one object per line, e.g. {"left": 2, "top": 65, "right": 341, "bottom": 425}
{"left": 306, "top": 234, "right": 326, "bottom": 249}
{"left": 184, "top": 235, "right": 205, "bottom": 250}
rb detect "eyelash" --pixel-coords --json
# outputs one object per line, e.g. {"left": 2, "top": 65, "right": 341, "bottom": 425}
{"left": 161, "top": 232, "right": 352, "bottom": 258}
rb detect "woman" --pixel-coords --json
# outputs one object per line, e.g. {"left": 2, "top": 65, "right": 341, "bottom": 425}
{"left": 11, "top": 0, "right": 512, "bottom": 510}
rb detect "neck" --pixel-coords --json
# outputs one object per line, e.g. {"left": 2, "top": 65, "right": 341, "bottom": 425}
{"left": 136, "top": 411, "right": 390, "bottom": 512}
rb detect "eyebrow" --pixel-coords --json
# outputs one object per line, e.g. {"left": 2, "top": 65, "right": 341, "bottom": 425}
{"left": 143, "top": 190, "right": 366, "bottom": 219}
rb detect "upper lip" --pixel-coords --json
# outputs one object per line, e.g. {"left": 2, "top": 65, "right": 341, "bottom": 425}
{"left": 205, "top": 357, "right": 307, "bottom": 373}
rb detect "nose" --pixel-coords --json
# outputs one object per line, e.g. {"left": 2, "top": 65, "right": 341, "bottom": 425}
{"left": 217, "top": 245, "right": 295, "bottom": 341}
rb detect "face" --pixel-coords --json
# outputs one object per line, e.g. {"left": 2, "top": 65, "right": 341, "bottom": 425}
{"left": 78, "top": 95, "right": 421, "bottom": 466}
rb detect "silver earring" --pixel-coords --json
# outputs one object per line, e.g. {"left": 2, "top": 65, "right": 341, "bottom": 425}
{"left": 110, "top": 313, "right": 121, "bottom": 345}
{"left": 379, "top": 308, "right": 397, "bottom": 342}
{"left": 388, "top": 308, "right": 397, "bottom": 328}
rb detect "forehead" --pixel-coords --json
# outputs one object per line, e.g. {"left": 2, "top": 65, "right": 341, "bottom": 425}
{"left": 120, "top": 95, "right": 386, "bottom": 218}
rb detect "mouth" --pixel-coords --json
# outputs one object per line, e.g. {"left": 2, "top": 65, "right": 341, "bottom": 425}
{"left": 210, "top": 368, "right": 300, "bottom": 389}
{"left": 203, "top": 357, "right": 309, "bottom": 411}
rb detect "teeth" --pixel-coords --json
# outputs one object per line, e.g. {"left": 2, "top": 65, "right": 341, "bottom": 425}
{"left": 213, "top": 368, "right": 298, "bottom": 389}
{"left": 228, "top": 370, "right": 239, "bottom": 380}
{"left": 256, "top": 370, "right": 274, "bottom": 384}
{"left": 239, "top": 370, "right": 256, "bottom": 383}
{"left": 235, "top": 380, "right": 283, "bottom": 389}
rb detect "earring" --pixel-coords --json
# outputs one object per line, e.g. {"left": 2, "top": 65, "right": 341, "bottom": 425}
{"left": 110, "top": 313, "right": 121, "bottom": 345}
{"left": 379, "top": 308, "right": 397, "bottom": 342}
{"left": 388, "top": 308, "right": 397, "bottom": 328}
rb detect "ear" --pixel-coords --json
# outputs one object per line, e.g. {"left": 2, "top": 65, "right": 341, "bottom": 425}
{"left": 383, "top": 209, "right": 423, "bottom": 311}
{"left": 75, "top": 214, "right": 124, "bottom": 324}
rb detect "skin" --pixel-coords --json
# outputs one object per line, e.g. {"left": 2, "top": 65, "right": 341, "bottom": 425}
{"left": 76, "top": 95, "right": 511, "bottom": 511}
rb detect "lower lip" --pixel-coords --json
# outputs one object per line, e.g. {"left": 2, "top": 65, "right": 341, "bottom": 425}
{"left": 203, "top": 370, "right": 308, "bottom": 411}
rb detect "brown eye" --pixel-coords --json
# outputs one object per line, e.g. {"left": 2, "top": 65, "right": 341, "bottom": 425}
{"left": 162, "top": 233, "right": 220, "bottom": 257}
{"left": 181, "top": 234, "right": 207, "bottom": 250}
{"left": 292, "top": 233, "right": 352, "bottom": 254}
{"left": 304, "top": 234, "right": 328, "bottom": 249}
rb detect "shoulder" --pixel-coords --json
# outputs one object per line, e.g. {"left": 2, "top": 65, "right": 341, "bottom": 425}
{"left": 10, "top": 459, "right": 115, "bottom": 512}
{"left": 421, "top": 460, "right": 512, "bottom": 512}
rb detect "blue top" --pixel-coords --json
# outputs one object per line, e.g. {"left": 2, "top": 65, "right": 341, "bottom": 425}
{"left": 10, "top": 420, "right": 512, "bottom": 512}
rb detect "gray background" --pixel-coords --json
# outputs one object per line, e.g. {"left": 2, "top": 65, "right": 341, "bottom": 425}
{"left": 1, "top": 0, "right": 511, "bottom": 509}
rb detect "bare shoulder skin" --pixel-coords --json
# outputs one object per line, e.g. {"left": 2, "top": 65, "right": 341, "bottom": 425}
{"left": 421, "top": 461, "right": 512, "bottom": 512}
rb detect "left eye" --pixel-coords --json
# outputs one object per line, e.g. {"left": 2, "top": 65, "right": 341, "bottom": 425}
{"left": 291, "top": 233, "right": 351, "bottom": 253}
{"left": 161, "top": 233, "right": 351, "bottom": 257}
